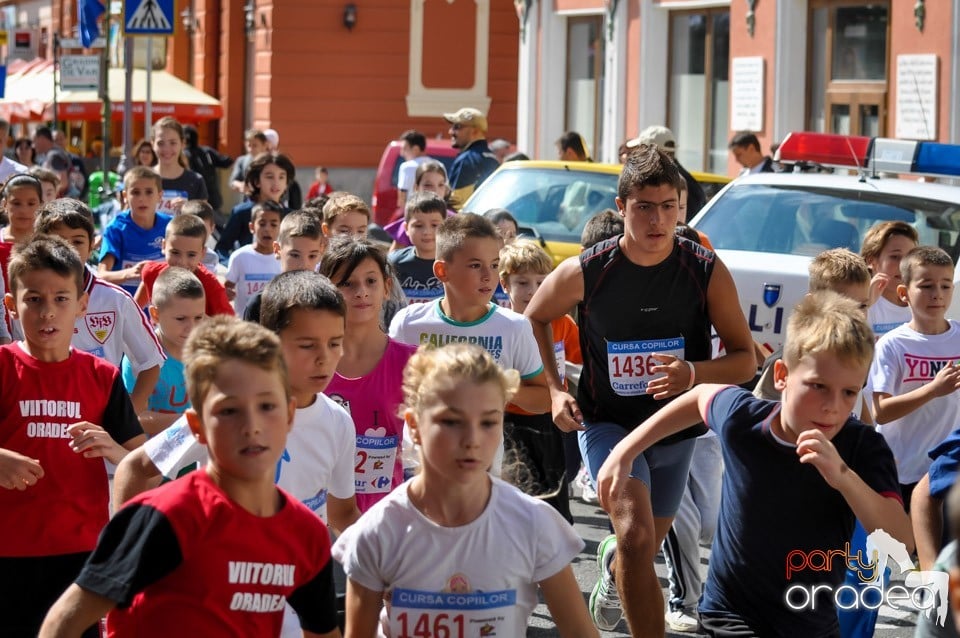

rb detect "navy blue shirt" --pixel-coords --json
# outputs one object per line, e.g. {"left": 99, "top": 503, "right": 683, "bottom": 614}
{"left": 448, "top": 140, "right": 499, "bottom": 197}
{"left": 701, "top": 387, "right": 901, "bottom": 637}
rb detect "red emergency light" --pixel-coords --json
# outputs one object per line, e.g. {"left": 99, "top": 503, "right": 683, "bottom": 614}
{"left": 776, "top": 132, "right": 871, "bottom": 168}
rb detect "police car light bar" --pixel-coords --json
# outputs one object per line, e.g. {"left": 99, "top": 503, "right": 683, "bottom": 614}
{"left": 870, "top": 138, "right": 960, "bottom": 177}
{"left": 914, "top": 141, "right": 960, "bottom": 177}
{"left": 776, "top": 132, "right": 871, "bottom": 168}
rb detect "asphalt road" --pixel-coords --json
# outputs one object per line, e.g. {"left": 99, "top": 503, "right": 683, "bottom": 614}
{"left": 527, "top": 493, "right": 922, "bottom": 637}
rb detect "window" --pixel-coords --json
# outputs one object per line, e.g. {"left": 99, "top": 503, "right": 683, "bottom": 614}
{"left": 565, "top": 16, "right": 604, "bottom": 160}
{"left": 808, "top": 2, "right": 888, "bottom": 135}
{"left": 668, "top": 11, "right": 729, "bottom": 174}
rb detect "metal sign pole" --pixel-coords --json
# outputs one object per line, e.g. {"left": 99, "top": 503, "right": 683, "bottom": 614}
{"left": 123, "top": 36, "right": 133, "bottom": 162}
{"left": 52, "top": 33, "right": 59, "bottom": 130}
{"left": 100, "top": 10, "right": 111, "bottom": 178}
{"left": 145, "top": 38, "right": 153, "bottom": 136}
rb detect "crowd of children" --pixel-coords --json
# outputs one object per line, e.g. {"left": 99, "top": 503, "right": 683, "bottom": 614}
{"left": 2, "top": 130, "right": 960, "bottom": 638}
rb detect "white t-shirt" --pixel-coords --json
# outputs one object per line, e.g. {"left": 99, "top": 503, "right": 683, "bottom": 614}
{"left": 868, "top": 296, "right": 912, "bottom": 341}
{"left": 332, "top": 477, "right": 583, "bottom": 638}
{"left": 388, "top": 300, "right": 543, "bottom": 379}
{"left": 868, "top": 320, "right": 960, "bottom": 483}
{"left": 225, "top": 245, "right": 282, "bottom": 315}
{"left": 145, "top": 393, "right": 356, "bottom": 522}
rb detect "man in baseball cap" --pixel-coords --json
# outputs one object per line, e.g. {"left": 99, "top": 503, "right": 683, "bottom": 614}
{"left": 627, "top": 126, "right": 706, "bottom": 218}
{"left": 442, "top": 107, "right": 500, "bottom": 209}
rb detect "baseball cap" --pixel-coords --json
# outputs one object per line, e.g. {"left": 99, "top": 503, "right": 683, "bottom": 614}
{"left": 626, "top": 126, "right": 677, "bottom": 153}
{"left": 443, "top": 107, "right": 488, "bottom": 132}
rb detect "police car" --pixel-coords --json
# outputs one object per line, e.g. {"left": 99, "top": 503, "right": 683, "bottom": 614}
{"left": 689, "top": 132, "right": 960, "bottom": 352}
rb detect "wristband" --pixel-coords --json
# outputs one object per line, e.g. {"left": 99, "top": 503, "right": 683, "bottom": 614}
{"left": 684, "top": 360, "right": 696, "bottom": 391}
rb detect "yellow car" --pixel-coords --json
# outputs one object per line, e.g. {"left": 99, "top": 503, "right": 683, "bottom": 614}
{"left": 462, "top": 160, "right": 730, "bottom": 266}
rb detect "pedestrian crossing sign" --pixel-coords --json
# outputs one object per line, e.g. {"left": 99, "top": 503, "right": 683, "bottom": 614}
{"left": 123, "top": 0, "right": 175, "bottom": 36}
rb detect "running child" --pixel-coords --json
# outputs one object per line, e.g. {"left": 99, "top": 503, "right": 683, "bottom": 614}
{"left": 0, "top": 174, "right": 44, "bottom": 289}
{"left": 134, "top": 212, "right": 233, "bottom": 316}
{"left": 322, "top": 192, "right": 370, "bottom": 240}
{"left": 40, "top": 316, "right": 341, "bottom": 638}
{"left": 384, "top": 159, "right": 454, "bottom": 250}
{"left": 243, "top": 208, "right": 326, "bottom": 323}
{"left": 27, "top": 167, "right": 60, "bottom": 204}
{"left": 332, "top": 343, "right": 598, "bottom": 638}
{"left": 596, "top": 291, "right": 911, "bottom": 637}
{"left": 216, "top": 152, "right": 295, "bottom": 257}
{"left": 320, "top": 237, "right": 416, "bottom": 512}
{"left": 870, "top": 246, "right": 960, "bottom": 502}
{"left": 151, "top": 116, "right": 208, "bottom": 214}
{"left": 98, "top": 166, "right": 170, "bottom": 295}
{"left": 499, "top": 238, "right": 581, "bottom": 522}
{"left": 179, "top": 199, "right": 223, "bottom": 273}
{"left": 861, "top": 221, "right": 918, "bottom": 340}
{"left": 226, "top": 201, "right": 284, "bottom": 315}
{"left": 123, "top": 267, "right": 205, "bottom": 436}
{"left": 34, "top": 199, "right": 165, "bottom": 414}
{"left": 0, "top": 236, "right": 144, "bottom": 637}
{"left": 388, "top": 191, "right": 446, "bottom": 304}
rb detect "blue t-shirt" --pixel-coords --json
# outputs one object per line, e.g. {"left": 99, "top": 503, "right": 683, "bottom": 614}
{"left": 388, "top": 246, "right": 442, "bottom": 304}
{"left": 122, "top": 350, "right": 189, "bottom": 416}
{"left": 928, "top": 428, "right": 960, "bottom": 500}
{"left": 98, "top": 210, "right": 172, "bottom": 295}
{"left": 700, "top": 387, "right": 901, "bottom": 637}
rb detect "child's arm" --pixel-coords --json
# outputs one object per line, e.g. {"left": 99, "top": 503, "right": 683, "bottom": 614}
{"left": 911, "top": 474, "right": 943, "bottom": 571}
{"left": 39, "top": 583, "right": 117, "bottom": 638}
{"left": 0, "top": 447, "right": 44, "bottom": 490}
{"left": 113, "top": 445, "right": 163, "bottom": 510}
{"left": 796, "top": 428, "right": 914, "bottom": 552}
{"left": 539, "top": 565, "right": 600, "bottom": 638}
{"left": 133, "top": 280, "right": 149, "bottom": 308}
{"left": 344, "top": 578, "right": 384, "bottom": 638}
{"left": 67, "top": 422, "right": 146, "bottom": 465}
{"left": 511, "top": 370, "right": 552, "bottom": 414}
{"left": 327, "top": 494, "right": 361, "bottom": 536}
{"left": 97, "top": 255, "right": 145, "bottom": 285}
{"left": 873, "top": 362, "right": 960, "bottom": 424}
{"left": 596, "top": 385, "right": 715, "bottom": 510}
{"left": 128, "top": 364, "right": 161, "bottom": 415}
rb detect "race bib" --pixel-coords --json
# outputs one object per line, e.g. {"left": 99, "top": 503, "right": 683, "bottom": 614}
{"left": 606, "top": 337, "right": 685, "bottom": 397}
{"left": 355, "top": 435, "right": 399, "bottom": 494}
{"left": 159, "top": 189, "right": 189, "bottom": 214}
{"left": 554, "top": 340, "right": 566, "bottom": 383}
{"left": 389, "top": 588, "right": 517, "bottom": 638}
{"left": 243, "top": 273, "right": 274, "bottom": 297}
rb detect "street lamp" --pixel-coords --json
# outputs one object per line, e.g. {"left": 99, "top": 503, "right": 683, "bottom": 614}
{"left": 181, "top": 6, "right": 198, "bottom": 34}
{"left": 343, "top": 4, "right": 358, "bottom": 31}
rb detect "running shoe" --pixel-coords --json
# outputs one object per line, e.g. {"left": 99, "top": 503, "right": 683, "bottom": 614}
{"left": 576, "top": 467, "right": 598, "bottom": 504}
{"left": 666, "top": 608, "right": 699, "bottom": 632}
{"left": 589, "top": 534, "right": 622, "bottom": 630}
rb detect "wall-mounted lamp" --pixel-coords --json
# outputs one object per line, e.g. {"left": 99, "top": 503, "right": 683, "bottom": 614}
{"left": 914, "top": 0, "right": 925, "bottom": 32}
{"left": 181, "top": 7, "right": 199, "bottom": 34}
{"left": 514, "top": 0, "right": 534, "bottom": 42}
{"left": 244, "top": 1, "right": 256, "bottom": 38}
{"left": 746, "top": 0, "right": 758, "bottom": 37}
{"left": 604, "top": 0, "right": 620, "bottom": 40}
{"left": 343, "top": 3, "right": 358, "bottom": 31}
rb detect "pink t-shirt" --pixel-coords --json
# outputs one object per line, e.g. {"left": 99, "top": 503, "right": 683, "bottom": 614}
{"left": 324, "top": 338, "right": 416, "bottom": 512}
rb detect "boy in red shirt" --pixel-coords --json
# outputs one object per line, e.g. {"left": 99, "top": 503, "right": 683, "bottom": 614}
{"left": 134, "top": 213, "right": 234, "bottom": 317}
{"left": 0, "top": 236, "right": 145, "bottom": 637}
{"left": 41, "top": 316, "right": 341, "bottom": 638}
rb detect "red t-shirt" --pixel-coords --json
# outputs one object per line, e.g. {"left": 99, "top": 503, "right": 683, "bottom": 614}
{"left": 0, "top": 344, "right": 142, "bottom": 556}
{"left": 140, "top": 261, "right": 235, "bottom": 317}
{"left": 78, "top": 471, "right": 339, "bottom": 636}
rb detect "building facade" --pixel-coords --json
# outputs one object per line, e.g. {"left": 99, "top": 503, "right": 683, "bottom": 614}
{"left": 519, "top": 0, "right": 960, "bottom": 175}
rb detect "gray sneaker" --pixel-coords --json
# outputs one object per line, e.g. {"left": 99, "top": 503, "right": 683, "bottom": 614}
{"left": 589, "top": 534, "right": 622, "bottom": 630}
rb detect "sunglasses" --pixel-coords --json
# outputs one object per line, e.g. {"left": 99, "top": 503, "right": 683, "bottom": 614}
{"left": 450, "top": 123, "right": 472, "bottom": 131}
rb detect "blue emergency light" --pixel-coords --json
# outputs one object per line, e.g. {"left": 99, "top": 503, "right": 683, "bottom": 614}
{"left": 913, "top": 142, "right": 960, "bottom": 177}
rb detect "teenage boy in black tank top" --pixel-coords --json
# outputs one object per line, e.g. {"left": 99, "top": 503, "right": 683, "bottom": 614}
{"left": 525, "top": 144, "right": 755, "bottom": 637}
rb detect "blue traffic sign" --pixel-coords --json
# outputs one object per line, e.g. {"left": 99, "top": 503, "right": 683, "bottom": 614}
{"left": 124, "top": 0, "right": 174, "bottom": 36}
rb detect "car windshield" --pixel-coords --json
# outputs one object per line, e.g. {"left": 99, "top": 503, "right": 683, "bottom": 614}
{"left": 695, "top": 183, "right": 960, "bottom": 258}
{"left": 465, "top": 167, "right": 619, "bottom": 244}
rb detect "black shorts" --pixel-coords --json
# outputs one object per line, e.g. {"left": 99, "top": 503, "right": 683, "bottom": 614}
{"left": 0, "top": 552, "right": 99, "bottom": 638}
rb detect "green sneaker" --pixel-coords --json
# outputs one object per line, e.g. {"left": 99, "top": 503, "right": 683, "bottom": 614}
{"left": 589, "top": 534, "right": 622, "bottom": 630}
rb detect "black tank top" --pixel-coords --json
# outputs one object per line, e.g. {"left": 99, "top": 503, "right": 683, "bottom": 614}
{"left": 578, "top": 235, "right": 714, "bottom": 438}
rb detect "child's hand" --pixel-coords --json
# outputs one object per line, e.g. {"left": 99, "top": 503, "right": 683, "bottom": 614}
{"left": 796, "top": 429, "right": 847, "bottom": 489}
{"left": 551, "top": 389, "right": 584, "bottom": 432}
{"left": 67, "top": 422, "right": 127, "bottom": 465}
{"left": 646, "top": 354, "right": 693, "bottom": 400}
{"left": 0, "top": 448, "right": 44, "bottom": 490}
{"left": 868, "top": 272, "right": 891, "bottom": 306}
{"left": 168, "top": 197, "right": 187, "bottom": 215}
{"left": 596, "top": 449, "right": 632, "bottom": 512}
{"left": 124, "top": 261, "right": 147, "bottom": 281}
{"left": 926, "top": 362, "right": 960, "bottom": 398}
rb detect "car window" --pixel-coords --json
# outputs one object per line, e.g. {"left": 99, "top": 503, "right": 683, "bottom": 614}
{"left": 695, "top": 184, "right": 960, "bottom": 257}
{"left": 466, "top": 168, "right": 619, "bottom": 243}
